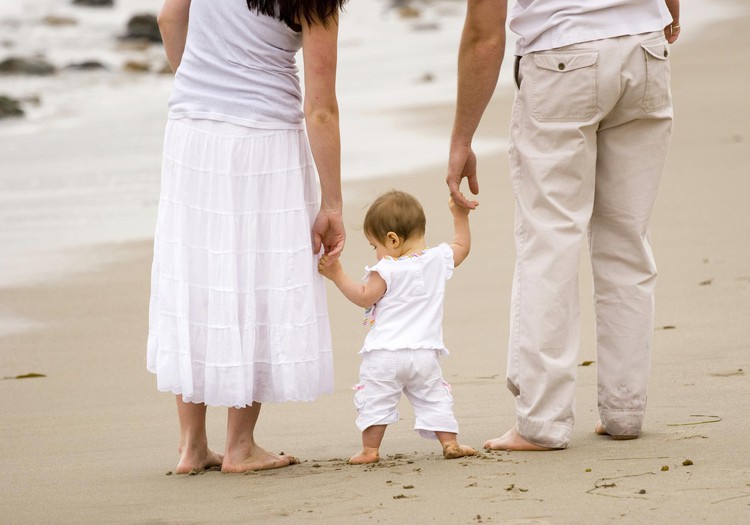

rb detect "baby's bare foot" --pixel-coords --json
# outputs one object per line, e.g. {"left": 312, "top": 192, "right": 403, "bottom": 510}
{"left": 483, "top": 427, "right": 552, "bottom": 451}
{"left": 595, "top": 421, "right": 638, "bottom": 441}
{"left": 348, "top": 447, "right": 380, "bottom": 464}
{"left": 221, "top": 446, "right": 299, "bottom": 473}
{"left": 175, "top": 447, "right": 224, "bottom": 474}
{"left": 442, "top": 442, "right": 477, "bottom": 459}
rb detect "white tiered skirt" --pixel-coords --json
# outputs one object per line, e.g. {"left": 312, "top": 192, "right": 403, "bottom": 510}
{"left": 147, "top": 118, "right": 333, "bottom": 407}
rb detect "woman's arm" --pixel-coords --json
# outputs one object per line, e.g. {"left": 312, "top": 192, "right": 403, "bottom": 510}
{"left": 302, "top": 14, "right": 345, "bottom": 263}
{"left": 158, "top": 0, "right": 191, "bottom": 73}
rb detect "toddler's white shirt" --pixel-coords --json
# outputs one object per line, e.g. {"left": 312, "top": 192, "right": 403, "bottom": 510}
{"left": 361, "top": 243, "right": 454, "bottom": 355}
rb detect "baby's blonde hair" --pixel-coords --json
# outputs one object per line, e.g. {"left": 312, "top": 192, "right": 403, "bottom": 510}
{"left": 363, "top": 190, "right": 426, "bottom": 244}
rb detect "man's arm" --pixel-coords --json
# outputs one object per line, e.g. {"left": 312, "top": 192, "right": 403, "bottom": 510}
{"left": 447, "top": 0, "right": 508, "bottom": 209}
{"left": 664, "top": 0, "right": 680, "bottom": 43}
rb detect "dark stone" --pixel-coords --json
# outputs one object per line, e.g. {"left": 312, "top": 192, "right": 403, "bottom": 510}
{"left": 0, "top": 57, "right": 56, "bottom": 76}
{"left": 65, "top": 60, "right": 108, "bottom": 71}
{"left": 125, "top": 14, "right": 162, "bottom": 43}
{"left": 0, "top": 95, "right": 24, "bottom": 119}
{"left": 123, "top": 60, "right": 149, "bottom": 73}
{"left": 72, "top": 0, "right": 114, "bottom": 7}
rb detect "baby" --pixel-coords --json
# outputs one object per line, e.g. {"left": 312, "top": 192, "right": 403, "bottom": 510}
{"left": 319, "top": 190, "right": 477, "bottom": 464}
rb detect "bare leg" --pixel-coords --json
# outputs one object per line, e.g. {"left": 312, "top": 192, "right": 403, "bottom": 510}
{"left": 349, "top": 424, "right": 386, "bottom": 464}
{"left": 595, "top": 421, "right": 638, "bottom": 440}
{"left": 221, "top": 402, "right": 299, "bottom": 473}
{"left": 435, "top": 431, "right": 477, "bottom": 459}
{"left": 175, "top": 396, "right": 224, "bottom": 474}
{"left": 483, "top": 426, "right": 553, "bottom": 451}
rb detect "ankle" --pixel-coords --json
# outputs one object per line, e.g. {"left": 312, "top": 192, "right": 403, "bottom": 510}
{"left": 179, "top": 437, "right": 208, "bottom": 455}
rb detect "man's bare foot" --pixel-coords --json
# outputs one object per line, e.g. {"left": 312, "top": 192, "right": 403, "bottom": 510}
{"left": 348, "top": 447, "right": 380, "bottom": 464}
{"left": 595, "top": 421, "right": 638, "bottom": 441}
{"left": 175, "top": 447, "right": 224, "bottom": 474}
{"left": 442, "top": 441, "right": 477, "bottom": 459}
{"left": 221, "top": 446, "right": 299, "bottom": 473}
{"left": 483, "top": 427, "right": 552, "bottom": 451}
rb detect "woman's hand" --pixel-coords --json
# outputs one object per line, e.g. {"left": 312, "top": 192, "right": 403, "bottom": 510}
{"left": 313, "top": 208, "right": 345, "bottom": 263}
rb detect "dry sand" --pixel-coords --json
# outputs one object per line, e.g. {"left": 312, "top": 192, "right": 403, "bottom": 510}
{"left": 1, "top": 14, "right": 749, "bottom": 525}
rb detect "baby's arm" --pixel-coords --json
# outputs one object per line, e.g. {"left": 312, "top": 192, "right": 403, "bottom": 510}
{"left": 449, "top": 197, "right": 471, "bottom": 267}
{"left": 318, "top": 256, "right": 387, "bottom": 308}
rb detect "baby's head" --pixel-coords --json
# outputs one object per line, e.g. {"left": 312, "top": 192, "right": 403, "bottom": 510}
{"left": 363, "top": 190, "right": 426, "bottom": 246}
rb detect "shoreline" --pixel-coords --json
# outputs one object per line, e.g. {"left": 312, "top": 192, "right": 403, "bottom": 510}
{"left": 0, "top": 0, "right": 745, "bottom": 290}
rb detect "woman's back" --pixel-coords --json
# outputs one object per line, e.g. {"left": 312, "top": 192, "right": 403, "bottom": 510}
{"left": 168, "top": 0, "right": 304, "bottom": 129}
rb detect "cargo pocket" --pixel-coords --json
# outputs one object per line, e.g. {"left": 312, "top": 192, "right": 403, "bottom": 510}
{"left": 529, "top": 51, "right": 598, "bottom": 121}
{"left": 640, "top": 40, "right": 671, "bottom": 112}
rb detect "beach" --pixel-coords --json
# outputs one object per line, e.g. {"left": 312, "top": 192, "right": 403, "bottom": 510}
{"left": 1, "top": 1, "right": 750, "bottom": 523}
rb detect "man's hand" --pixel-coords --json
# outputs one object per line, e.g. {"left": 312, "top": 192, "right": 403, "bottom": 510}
{"left": 664, "top": 0, "right": 680, "bottom": 44}
{"left": 447, "top": 143, "right": 479, "bottom": 209}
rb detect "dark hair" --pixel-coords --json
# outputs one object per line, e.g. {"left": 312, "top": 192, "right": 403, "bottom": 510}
{"left": 364, "top": 190, "right": 426, "bottom": 244}
{"left": 246, "top": 0, "right": 347, "bottom": 29}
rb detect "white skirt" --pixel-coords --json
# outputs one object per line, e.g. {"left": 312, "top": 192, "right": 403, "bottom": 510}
{"left": 147, "top": 118, "right": 333, "bottom": 407}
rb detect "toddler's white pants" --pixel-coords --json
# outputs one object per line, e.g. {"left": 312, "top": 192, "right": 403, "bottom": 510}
{"left": 354, "top": 349, "right": 458, "bottom": 439}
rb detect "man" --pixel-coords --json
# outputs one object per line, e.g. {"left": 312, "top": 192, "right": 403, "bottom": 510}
{"left": 447, "top": 0, "right": 681, "bottom": 450}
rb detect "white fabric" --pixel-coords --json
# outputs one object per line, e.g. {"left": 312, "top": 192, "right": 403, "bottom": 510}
{"left": 507, "top": 32, "right": 673, "bottom": 448}
{"left": 361, "top": 243, "right": 454, "bottom": 354}
{"left": 509, "top": 0, "right": 673, "bottom": 55}
{"left": 354, "top": 349, "right": 458, "bottom": 439}
{"left": 147, "top": 118, "right": 333, "bottom": 407}
{"left": 168, "top": 0, "right": 304, "bottom": 130}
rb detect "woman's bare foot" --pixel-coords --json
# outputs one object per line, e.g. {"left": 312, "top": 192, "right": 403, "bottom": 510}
{"left": 442, "top": 441, "right": 477, "bottom": 459}
{"left": 221, "top": 446, "right": 299, "bottom": 473}
{"left": 483, "top": 427, "right": 552, "bottom": 451}
{"left": 175, "top": 446, "right": 224, "bottom": 474}
{"left": 595, "top": 421, "right": 638, "bottom": 441}
{"left": 348, "top": 447, "right": 380, "bottom": 464}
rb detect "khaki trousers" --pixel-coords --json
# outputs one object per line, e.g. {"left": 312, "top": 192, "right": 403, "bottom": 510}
{"left": 507, "top": 31, "right": 673, "bottom": 448}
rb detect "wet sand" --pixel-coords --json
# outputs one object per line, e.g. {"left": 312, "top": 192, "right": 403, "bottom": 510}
{"left": 1, "top": 13, "right": 750, "bottom": 525}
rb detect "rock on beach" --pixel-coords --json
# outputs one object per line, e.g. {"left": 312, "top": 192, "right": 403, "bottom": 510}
{"left": 124, "top": 14, "right": 162, "bottom": 43}
{"left": 0, "top": 57, "right": 56, "bottom": 76}
{"left": 72, "top": 0, "right": 114, "bottom": 7}
{"left": 0, "top": 95, "right": 24, "bottom": 119}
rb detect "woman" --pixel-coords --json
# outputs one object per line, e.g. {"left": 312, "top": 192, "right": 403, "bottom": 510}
{"left": 148, "top": 0, "right": 346, "bottom": 473}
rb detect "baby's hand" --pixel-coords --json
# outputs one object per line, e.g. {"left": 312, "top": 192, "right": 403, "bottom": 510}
{"left": 449, "top": 197, "right": 471, "bottom": 217}
{"left": 318, "top": 255, "right": 342, "bottom": 280}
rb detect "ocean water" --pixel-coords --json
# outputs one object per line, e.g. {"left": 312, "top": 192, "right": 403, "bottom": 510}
{"left": 0, "top": 0, "right": 742, "bottom": 291}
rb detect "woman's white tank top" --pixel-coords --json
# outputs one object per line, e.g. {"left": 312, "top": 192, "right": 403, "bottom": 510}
{"left": 168, "top": 0, "right": 304, "bottom": 129}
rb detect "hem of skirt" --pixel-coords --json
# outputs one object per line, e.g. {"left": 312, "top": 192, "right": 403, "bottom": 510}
{"left": 146, "top": 350, "right": 332, "bottom": 367}
{"left": 152, "top": 382, "right": 334, "bottom": 408}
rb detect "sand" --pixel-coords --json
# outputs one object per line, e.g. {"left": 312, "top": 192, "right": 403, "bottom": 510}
{"left": 2, "top": 12, "right": 750, "bottom": 525}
